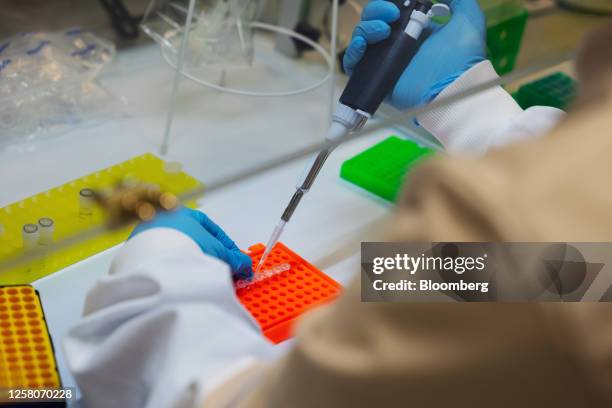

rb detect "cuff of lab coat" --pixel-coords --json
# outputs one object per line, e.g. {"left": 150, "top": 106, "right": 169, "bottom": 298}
{"left": 417, "top": 60, "right": 524, "bottom": 154}
{"left": 110, "top": 228, "right": 206, "bottom": 276}
{"left": 84, "top": 228, "right": 255, "bottom": 326}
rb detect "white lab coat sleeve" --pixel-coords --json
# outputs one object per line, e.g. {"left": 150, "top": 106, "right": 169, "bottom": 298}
{"left": 63, "top": 228, "right": 275, "bottom": 408}
{"left": 417, "top": 60, "right": 566, "bottom": 154}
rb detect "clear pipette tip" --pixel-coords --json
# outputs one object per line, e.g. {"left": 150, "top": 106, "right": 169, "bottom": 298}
{"left": 255, "top": 220, "right": 287, "bottom": 274}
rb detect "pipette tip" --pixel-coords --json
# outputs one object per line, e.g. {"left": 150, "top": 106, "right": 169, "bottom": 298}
{"left": 255, "top": 258, "right": 265, "bottom": 274}
{"left": 256, "top": 220, "right": 287, "bottom": 274}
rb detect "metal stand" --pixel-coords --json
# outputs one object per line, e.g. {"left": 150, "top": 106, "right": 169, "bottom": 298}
{"left": 158, "top": 0, "right": 340, "bottom": 155}
{"left": 159, "top": 0, "right": 196, "bottom": 155}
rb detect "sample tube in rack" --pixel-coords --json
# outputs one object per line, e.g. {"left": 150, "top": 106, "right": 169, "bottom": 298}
{"left": 38, "top": 217, "right": 54, "bottom": 246}
{"left": 79, "top": 188, "right": 95, "bottom": 220}
{"left": 22, "top": 224, "right": 39, "bottom": 251}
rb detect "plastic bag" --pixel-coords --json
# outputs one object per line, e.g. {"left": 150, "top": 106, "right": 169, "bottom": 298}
{"left": 0, "top": 29, "right": 119, "bottom": 144}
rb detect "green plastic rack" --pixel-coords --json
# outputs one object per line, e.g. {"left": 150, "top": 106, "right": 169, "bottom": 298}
{"left": 484, "top": 1, "right": 529, "bottom": 75}
{"left": 433, "top": 1, "right": 528, "bottom": 75}
{"left": 514, "top": 72, "right": 576, "bottom": 110}
{"left": 340, "top": 136, "right": 434, "bottom": 202}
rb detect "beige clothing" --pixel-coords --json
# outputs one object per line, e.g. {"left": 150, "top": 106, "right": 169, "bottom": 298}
{"left": 204, "top": 70, "right": 612, "bottom": 407}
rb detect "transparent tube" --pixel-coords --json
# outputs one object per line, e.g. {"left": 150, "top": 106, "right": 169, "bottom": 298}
{"left": 22, "top": 224, "right": 39, "bottom": 251}
{"left": 79, "top": 188, "right": 95, "bottom": 220}
{"left": 38, "top": 218, "right": 55, "bottom": 246}
{"left": 236, "top": 262, "right": 291, "bottom": 289}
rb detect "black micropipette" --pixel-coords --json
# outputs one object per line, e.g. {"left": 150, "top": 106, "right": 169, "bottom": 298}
{"left": 257, "top": 1, "right": 450, "bottom": 271}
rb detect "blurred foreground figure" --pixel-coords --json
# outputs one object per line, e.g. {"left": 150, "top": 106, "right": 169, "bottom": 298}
{"left": 63, "top": 5, "right": 612, "bottom": 408}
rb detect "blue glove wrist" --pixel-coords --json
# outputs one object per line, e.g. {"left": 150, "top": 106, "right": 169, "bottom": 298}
{"left": 130, "top": 207, "right": 253, "bottom": 280}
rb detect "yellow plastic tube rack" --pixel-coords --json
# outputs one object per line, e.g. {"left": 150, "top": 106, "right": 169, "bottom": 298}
{"left": 0, "top": 154, "right": 201, "bottom": 285}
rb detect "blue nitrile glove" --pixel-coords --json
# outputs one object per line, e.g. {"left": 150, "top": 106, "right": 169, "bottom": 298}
{"left": 130, "top": 207, "right": 253, "bottom": 280}
{"left": 343, "top": 0, "right": 486, "bottom": 110}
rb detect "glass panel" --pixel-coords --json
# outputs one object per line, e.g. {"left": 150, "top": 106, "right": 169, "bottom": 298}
{"left": 0, "top": 0, "right": 609, "bottom": 276}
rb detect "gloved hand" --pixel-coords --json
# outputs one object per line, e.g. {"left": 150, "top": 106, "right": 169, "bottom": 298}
{"left": 343, "top": 0, "right": 486, "bottom": 110}
{"left": 130, "top": 207, "right": 253, "bottom": 280}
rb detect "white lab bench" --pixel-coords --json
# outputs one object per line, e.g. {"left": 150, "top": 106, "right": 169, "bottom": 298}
{"left": 32, "top": 129, "right": 395, "bottom": 401}
{"left": 0, "top": 39, "right": 405, "bottom": 401}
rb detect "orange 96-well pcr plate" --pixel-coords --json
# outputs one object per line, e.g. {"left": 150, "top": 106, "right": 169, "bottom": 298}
{"left": 238, "top": 243, "right": 342, "bottom": 344}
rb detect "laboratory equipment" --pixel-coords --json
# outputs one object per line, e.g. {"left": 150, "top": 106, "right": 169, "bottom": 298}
{"left": 235, "top": 262, "right": 290, "bottom": 289}
{"left": 38, "top": 218, "right": 55, "bottom": 246}
{"left": 257, "top": 0, "right": 449, "bottom": 271}
{"left": 514, "top": 72, "right": 576, "bottom": 110}
{"left": 143, "top": 0, "right": 260, "bottom": 67}
{"left": 142, "top": 0, "right": 338, "bottom": 154}
{"left": 79, "top": 188, "right": 96, "bottom": 220}
{"left": 340, "top": 136, "right": 434, "bottom": 202}
{"left": 238, "top": 243, "right": 342, "bottom": 343}
{"left": 0, "top": 286, "right": 62, "bottom": 396}
{"left": 141, "top": 0, "right": 334, "bottom": 96}
{"left": 483, "top": 1, "right": 528, "bottom": 75}
{"left": 22, "top": 225, "right": 40, "bottom": 252}
{"left": 0, "top": 154, "right": 201, "bottom": 285}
